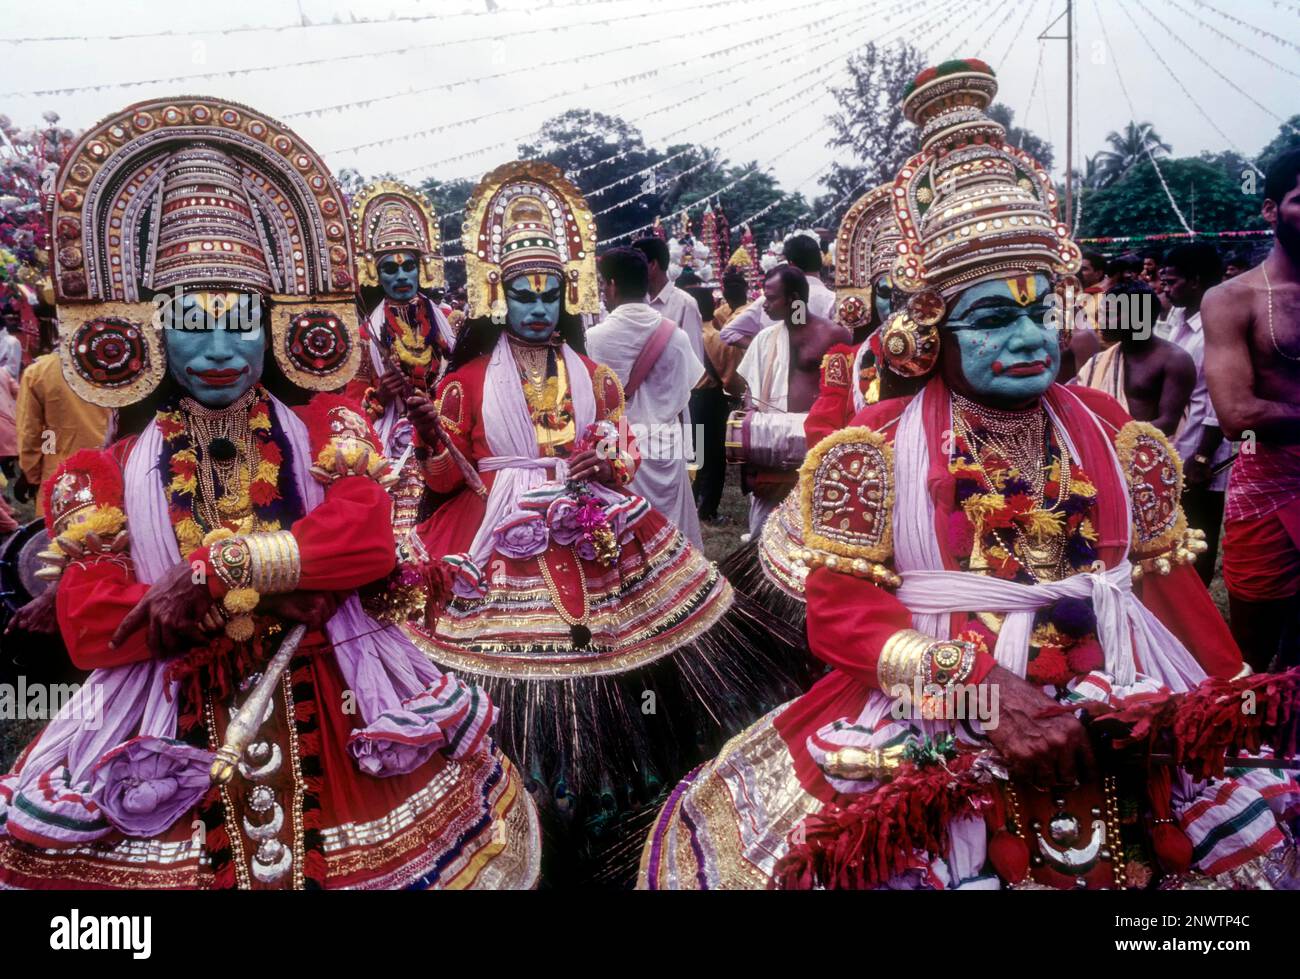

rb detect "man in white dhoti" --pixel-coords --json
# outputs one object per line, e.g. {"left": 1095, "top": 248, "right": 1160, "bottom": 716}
{"left": 735, "top": 266, "right": 848, "bottom": 536}
{"left": 587, "top": 247, "right": 706, "bottom": 548}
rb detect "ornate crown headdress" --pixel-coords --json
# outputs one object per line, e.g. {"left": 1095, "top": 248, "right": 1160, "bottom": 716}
{"left": 879, "top": 58, "right": 1082, "bottom": 377}
{"left": 832, "top": 183, "right": 901, "bottom": 333}
{"left": 50, "top": 96, "right": 361, "bottom": 404}
{"left": 350, "top": 179, "right": 444, "bottom": 291}
{"left": 461, "top": 161, "right": 598, "bottom": 320}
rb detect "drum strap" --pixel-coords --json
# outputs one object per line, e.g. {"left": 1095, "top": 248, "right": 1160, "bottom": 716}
{"left": 623, "top": 317, "right": 677, "bottom": 402}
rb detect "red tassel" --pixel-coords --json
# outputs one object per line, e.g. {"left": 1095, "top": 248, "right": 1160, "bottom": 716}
{"left": 988, "top": 831, "right": 1031, "bottom": 883}
{"left": 1147, "top": 766, "right": 1193, "bottom": 873}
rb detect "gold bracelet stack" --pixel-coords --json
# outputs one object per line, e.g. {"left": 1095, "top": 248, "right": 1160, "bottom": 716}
{"left": 877, "top": 628, "right": 931, "bottom": 691}
{"left": 210, "top": 531, "right": 301, "bottom": 641}
{"left": 247, "top": 530, "right": 301, "bottom": 594}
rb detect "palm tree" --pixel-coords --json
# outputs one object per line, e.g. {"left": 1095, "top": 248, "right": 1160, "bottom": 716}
{"left": 1092, "top": 122, "right": 1172, "bottom": 188}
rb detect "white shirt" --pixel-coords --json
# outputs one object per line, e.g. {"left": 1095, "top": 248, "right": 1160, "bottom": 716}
{"left": 718, "top": 275, "right": 835, "bottom": 347}
{"left": 646, "top": 282, "right": 706, "bottom": 365}
{"left": 1157, "top": 306, "right": 1231, "bottom": 492}
{"left": 586, "top": 301, "right": 705, "bottom": 548}
{"left": 0, "top": 333, "right": 21, "bottom": 382}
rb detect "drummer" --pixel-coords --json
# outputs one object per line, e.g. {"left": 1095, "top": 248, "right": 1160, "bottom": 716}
{"left": 735, "top": 265, "right": 848, "bottom": 536}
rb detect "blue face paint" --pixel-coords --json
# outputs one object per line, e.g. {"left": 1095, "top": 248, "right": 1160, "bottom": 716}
{"left": 377, "top": 251, "right": 420, "bottom": 302}
{"left": 505, "top": 273, "right": 562, "bottom": 344}
{"left": 873, "top": 273, "right": 895, "bottom": 325}
{"left": 944, "top": 273, "right": 1059, "bottom": 402}
{"left": 165, "top": 292, "right": 265, "bottom": 407}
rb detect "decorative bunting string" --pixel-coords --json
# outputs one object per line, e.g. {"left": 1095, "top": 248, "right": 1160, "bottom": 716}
{"left": 1078, "top": 230, "right": 1271, "bottom": 244}
{"left": 1162, "top": 0, "right": 1300, "bottom": 80}
{"left": 1093, "top": 0, "right": 1194, "bottom": 234}
{"left": 389, "top": 0, "right": 886, "bottom": 180}
{"left": 1133, "top": 0, "right": 1300, "bottom": 138}
{"left": 1185, "top": 0, "right": 1300, "bottom": 54}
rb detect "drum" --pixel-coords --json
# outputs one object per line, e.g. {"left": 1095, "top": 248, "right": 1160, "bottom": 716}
{"left": 0, "top": 518, "right": 51, "bottom": 615}
{"left": 725, "top": 409, "right": 807, "bottom": 471}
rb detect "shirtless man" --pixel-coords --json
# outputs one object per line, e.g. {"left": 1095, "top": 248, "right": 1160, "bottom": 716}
{"left": 1073, "top": 280, "right": 1194, "bottom": 437}
{"left": 735, "top": 265, "right": 849, "bottom": 535}
{"left": 1203, "top": 149, "right": 1300, "bottom": 671}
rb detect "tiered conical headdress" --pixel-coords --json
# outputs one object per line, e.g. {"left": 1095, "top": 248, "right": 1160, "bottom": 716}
{"left": 350, "top": 179, "right": 444, "bottom": 290}
{"left": 50, "top": 97, "right": 361, "bottom": 404}
{"left": 831, "top": 183, "right": 901, "bottom": 333}
{"left": 880, "top": 58, "right": 1081, "bottom": 376}
{"left": 461, "top": 161, "right": 598, "bottom": 320}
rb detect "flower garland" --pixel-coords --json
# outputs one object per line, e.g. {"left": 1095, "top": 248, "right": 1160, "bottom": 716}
{"left": 949, "top": 415, "right": 1107, "bottom": 688}
{"left": 156, "top": 387, "right": 301, "bottom": 557}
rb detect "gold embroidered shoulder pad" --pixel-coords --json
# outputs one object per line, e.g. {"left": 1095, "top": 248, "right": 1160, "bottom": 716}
{"left": 593, "top": 364, "right": 625, "bottom": 422}
{"left": 800, "top": 426, "right": 894, "bottom": 564}
{"left": 1116, "top": 421, "right": 1186, "bottom": 559}
{"left": 437, "top": 379, "right": 465, "bottom": 436}
{"left": 820, "top": 351, "right": 851, "bottom": 390}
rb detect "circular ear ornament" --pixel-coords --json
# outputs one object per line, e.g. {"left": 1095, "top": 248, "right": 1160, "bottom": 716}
{"left": 880, "top": 310, "right": 940, "bottom": 378}
{"left": 57, "top": 303, "right": 164, "bottom": 407}
{"left": 835, "top": 292, "right": 871, "bottom": 333}
{"left": 270, "top": 300, "right": 362, "bottom": 391}
{"left": 906, "top": 289, "right": 946, "bottom": 328}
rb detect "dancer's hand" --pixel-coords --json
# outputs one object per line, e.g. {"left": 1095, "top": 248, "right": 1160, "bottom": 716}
{"left": 6, "top": 586, "right": 59, "bottom": 636}
{"left": 111, "top": 561, "right": 213, "bottom": 654}
{"left": 260, "top": 590, "right": 342, "bottom": 632}
{"left": 406, "top": 391, "right": 443, "bottom": 446}
{"left": 568, "top": 448, "right": 613, "bottom": 486}
{"left": 981, "top": 665, "right": 1096, "bottom": 788}
{"left": 376, "top": 370, "right": 406, "bottom": 407}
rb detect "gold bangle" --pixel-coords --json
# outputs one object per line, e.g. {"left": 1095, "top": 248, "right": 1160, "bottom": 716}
{"left": 877, "top": 628, "right": 929, "bottom": 691}
{"left": 212, "top": 536, "right": 253, "bottom": 591}
{"left": 247, "top": 530, "right": 301, "bottom": 594}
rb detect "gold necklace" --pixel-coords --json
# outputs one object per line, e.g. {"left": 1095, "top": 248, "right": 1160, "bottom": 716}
{"left": 180, "top": 388, "right": 258, "bottom": 531}
{"left": 1262, "top": 264, "right": 1300, "bottom": 362}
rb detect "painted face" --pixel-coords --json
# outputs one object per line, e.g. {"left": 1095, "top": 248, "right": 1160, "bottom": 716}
{"left": 942, "top": 273, "right": 1059, "bottom": 404}
{"left": 505, "top": 272, "right": 562, "bottom": 343}
{"left": 872, "top": 272, "right": 895, "bottom": 325}
{"left": 165, "top": 291, "right": 265, "bottom": 407}
{"left": 378, "top": 250, "right": 420, "bottom": 302}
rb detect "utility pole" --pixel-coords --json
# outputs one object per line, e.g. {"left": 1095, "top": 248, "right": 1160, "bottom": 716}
{"left": 1040, "top": 0, "right": 1075, "bottom": 229}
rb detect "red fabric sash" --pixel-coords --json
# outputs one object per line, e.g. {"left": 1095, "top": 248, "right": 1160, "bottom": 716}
{"left": 623, "top": 317, "right": 677, "bottom": 401}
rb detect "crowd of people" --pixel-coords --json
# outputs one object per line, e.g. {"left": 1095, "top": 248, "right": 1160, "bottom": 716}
{"left": 0, "top": 55, "right": 1297, "bottom": 892}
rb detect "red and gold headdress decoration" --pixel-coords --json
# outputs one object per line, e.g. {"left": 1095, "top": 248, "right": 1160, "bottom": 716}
{"left": 831, "top": 183, "right": 901, "bottom": 333}
{"left": 50, "top": 96, "right": 361, "bottom": 404}
{"left": 350, "top": 179, "right": 444, "bottom": 291}
{"left": 461, "top": 161, "right": 598, "bottom": 320}
{"left": 880, "top": 59, "right": 1081, "bottom": 377}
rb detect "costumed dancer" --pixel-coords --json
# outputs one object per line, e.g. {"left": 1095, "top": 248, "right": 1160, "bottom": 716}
{"left": 347, "top": 180, "right": 457, "bottom": 544}
{"left": 402, "top": 161, "right": 806, "bottom": 886}
{"left": 640, "top": 61, "right": 1297, "bottom": 891}
{"left": 0, "top": 98, "right": 539, "bottom": 890}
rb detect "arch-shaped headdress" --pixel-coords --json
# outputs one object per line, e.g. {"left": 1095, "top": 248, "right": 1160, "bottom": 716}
{"left": 880, "top": 59, "right": 1082, "bottom": 377}
{"left": 350, "top": 179, "right": 444, "bottom": 291}
{"left": 50, "top": 96, "right": 361, "bottom": 404}
{"left": 461, "top": 161, "right": 599, "bottom": 320}
{"left": 831, "top": 183, "right": 901, "bottom": 333}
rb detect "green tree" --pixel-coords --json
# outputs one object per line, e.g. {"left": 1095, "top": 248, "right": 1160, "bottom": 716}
{"left": 1077, "top": 157, "right": 1267, "bottom": 239}
{"left": 1092, "top": 122, "right": 1172, "bottom": 188}
{"left": 418, "top": 177, "right": 476, "bottom": 290}
{"left": 988, "top": 103, "right": 1054, "bottom": 173}
{"left": 816, "top": 41, "right": 926, "bottom": 227}
{"left": 1256, "top": 115, "right": 1300, "bottom": 175}
{"left": 518, "top": 109, "right": 667, "bottom": 246}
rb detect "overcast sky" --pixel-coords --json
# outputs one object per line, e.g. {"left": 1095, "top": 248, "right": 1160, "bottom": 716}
{"left": 1, "top": 0, "right": 1297, "bottom": 224}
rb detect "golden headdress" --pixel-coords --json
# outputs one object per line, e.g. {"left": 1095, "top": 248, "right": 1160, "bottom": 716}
{"left": 350, "top": 179, "right": 444, "bottom": 290}
{"left": 50, "top": 96, "right": 361, "bottom": 403}
{"left": 461, "top": 161, "right": 598, "bottom": 320}
{"left": 880, "top": 59, "right": 1081, "bottom": 377}
{"left": 831, "top": 183, "right": 901, "bottom": 333}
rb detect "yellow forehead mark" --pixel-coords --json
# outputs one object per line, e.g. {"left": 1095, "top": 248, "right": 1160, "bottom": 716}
{"left": 1006, "top": 275, "right": 1038, "bottom": 306}
{"left": 186, "top": 291, "right": 245, "bottom": 317}
{"left": 383, "top": 250, "right": 415, "bottom": 264}
{"left": 528, "top": 273, "right": 550, "bottom": 293}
